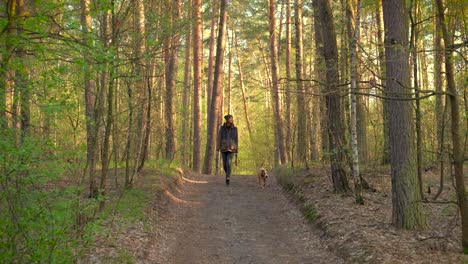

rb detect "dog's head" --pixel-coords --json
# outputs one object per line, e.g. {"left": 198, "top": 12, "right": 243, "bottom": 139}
{"left": 260, "top": 168, "right": 269, "bottom": 178}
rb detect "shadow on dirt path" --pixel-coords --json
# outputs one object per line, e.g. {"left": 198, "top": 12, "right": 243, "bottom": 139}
{"left": 149, "top": 173, "right": 343, "bottom": 264}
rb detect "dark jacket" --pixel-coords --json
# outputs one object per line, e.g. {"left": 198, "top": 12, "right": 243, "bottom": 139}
{"left": 217, "top": 124, "right": 238, "bottom": 153}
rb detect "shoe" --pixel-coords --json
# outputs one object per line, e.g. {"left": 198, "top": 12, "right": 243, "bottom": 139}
{"left": 226, "top": 178, "right": 230, "bottom": 186}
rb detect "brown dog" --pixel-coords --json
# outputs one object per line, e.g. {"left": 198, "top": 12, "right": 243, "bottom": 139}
{"left": 257, "top": 168, "right": 269, "bottom": 189}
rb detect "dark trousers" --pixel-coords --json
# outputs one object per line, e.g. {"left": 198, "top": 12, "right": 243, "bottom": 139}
{"left": 221, "top": 152, "right": 235, "bottom": 179}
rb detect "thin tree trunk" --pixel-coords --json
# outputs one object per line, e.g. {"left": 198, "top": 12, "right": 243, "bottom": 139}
{"left": 81, "top": 0, "right": 99, "bottom": 197}
{"left": 203, "top": 0, "right": 228, "bottom": 174}
{"left": 182, "top": 4, "right": 192, "bottom": 166}
{"left": 192, "top": 0, "right": 203, "bottom": 173}
{"left": 233, "top": 31, "right": 253, "bottom": 140}
{"left": 207, "top": 1, "right": 218, "bottom": 112}
{"left": 376, "top": 1, "right": 390, "bottom": 165}
{"left": 349, "top": 0, "right": 363, "bottom": 204}
{"left": 295, "top": 0, "right": 307, "bottom": 165}
{"left": 346, "top": 0, "right": 367, "bottom": 164}
{"left": 382, "top": 0, "right": 426, "bottom": 229}
{"left": 433, "top": 1, "right": 445, "bottom": 199}
{"left": 435, "top": 0, "right": 468, "bottom": 251}
{"left": 284, "top": 0, "right": 293, "bottom": 159}
{"left": 99, "top": 7, "right": 112, "bottom": 211}
{"left": 410, "top": 0, "right": 424, "bottom": 200}
{"left": 268, "top": 0, "right": 287, "bottom": 164}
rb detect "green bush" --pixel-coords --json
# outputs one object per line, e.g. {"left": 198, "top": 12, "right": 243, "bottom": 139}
{"left": 0, "top": 134, "right": 90, "bottom": 263}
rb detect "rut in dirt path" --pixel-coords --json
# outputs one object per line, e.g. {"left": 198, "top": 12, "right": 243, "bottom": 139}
{"left": 152, "top": 173, "right": 343, "bottom": 264}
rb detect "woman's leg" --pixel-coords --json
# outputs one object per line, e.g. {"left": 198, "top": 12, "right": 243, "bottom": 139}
{"left": 221, "top": 152, "right": 228, "bottom": 173}
{"left": 225, "top": 152, "right": 234, "bottom": 179}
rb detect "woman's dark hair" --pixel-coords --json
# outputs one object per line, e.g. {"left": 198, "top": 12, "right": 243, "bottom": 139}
{"left": 224, "top": 114, "right": 233, "bottom": 120}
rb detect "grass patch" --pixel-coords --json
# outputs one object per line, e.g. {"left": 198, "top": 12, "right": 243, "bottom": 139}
{"left": 302, "top": 204, "right": 319, "bottom": 223}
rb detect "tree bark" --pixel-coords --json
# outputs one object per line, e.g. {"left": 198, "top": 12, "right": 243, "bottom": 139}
{"left": 192, "top": 0, "right": 203, "bottom": 173}
{"left": 435, "top": 0, "right": 468, "bottom": 251}
{"left": 314, "top": 0, "right": 349, "bottom": 193}
{"left": 382, "top": 0, "right": 426, "bottom": 229}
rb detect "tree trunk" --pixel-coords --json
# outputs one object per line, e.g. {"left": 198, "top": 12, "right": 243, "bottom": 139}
{"left": 268, "top": 0, "right": 287, "bottom": 164}
{"left": 295, "top": 0, "right": 307, "bottom": 165}
{"left": 314, "top": 0, "right": 349, "bottom": 193}
{"left": 376, "top": 1, "right": 390, "bottom": 165}
{"left": 99, "top": 7, "right": 113, "bottom": 210}
{"left": 234, "top": 31, "right": 253, "bottom": 140}
{"left": 313, "top": 7, "right": 328, "bottom": 160}
{"left": 409, "top": 0, "right": 424, "bottom": 200}
{"left": 346, "top": 0, "right": 367, "bottom": 164}
{"left": 284, "top": 0, "right": 293, "bottom": 159}
{"left": 207, "top": 1, "right": 218, "bottom": 112}
{"left": 435, "top": 0, "right": 468, "bottom": 251}
{"left": 433, "top": 1, "right": 445, "bottom": 200}
{"left": 203, "top": 0, "right": 228, "bottom": 174}
{"left": 192, "top": 0, "right": 203, "bottom": 173}
{"left": 382, "top": 0, "right": 426, "bottom": 229}
{"left": 349, "top": 0, "right": 363, "bottom": 204}
{"left": 164, "top": 0, "right": 180, "bottom": 160}
{"left": 182, "top": 3, "right": 192, "bottom": 166}
{"left": 81, "top": 0, "right": 99, "bottom": 197}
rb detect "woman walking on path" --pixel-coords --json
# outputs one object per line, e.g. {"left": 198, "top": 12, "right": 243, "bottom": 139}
{"left": 217, "top": 114, "right": 238, "bottom": 185}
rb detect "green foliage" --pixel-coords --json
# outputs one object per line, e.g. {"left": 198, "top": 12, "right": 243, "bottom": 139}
{"left": 0, "top": 134, "right": 89, "bottom": 263}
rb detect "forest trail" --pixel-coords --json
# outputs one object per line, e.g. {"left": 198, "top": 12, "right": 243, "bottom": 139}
{"left": 149, "top": 173, "right": 343, "bottom": 264}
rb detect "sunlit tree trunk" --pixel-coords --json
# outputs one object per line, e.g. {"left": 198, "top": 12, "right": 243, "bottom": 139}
{"left": 382, "top": 0, "right": 426, "bottom": 229}
{"left": 164, "top": 0, "right": 180, "bottom": 160}
{"left": 192, "top": 0, "right": 203, "bottom": 173}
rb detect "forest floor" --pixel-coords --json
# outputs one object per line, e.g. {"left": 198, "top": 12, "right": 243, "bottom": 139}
{"left": 275, "top": 165, "right": 468, "bottom": 263}
{"left": 82, "top": 165, "right": 468, "bottom": 263}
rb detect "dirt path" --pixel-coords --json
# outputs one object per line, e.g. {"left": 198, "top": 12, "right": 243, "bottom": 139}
{"left": 149, "top": 173, "right": 343, "bottom": 264}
